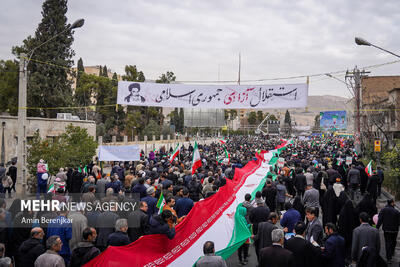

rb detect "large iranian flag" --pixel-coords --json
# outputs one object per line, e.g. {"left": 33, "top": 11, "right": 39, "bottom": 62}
{"left": 84, "top": 140, "right": 290, "bottom": 267}
{"left": 191, "top": 142, "right": 202, "bottom": 175}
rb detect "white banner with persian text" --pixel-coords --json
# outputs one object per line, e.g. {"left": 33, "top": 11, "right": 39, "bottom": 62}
{"left": 117, "top": 82, "right": 308, "bottom": 109}
{"left": 98, "top": 145, "right": 140, "bottom": 162}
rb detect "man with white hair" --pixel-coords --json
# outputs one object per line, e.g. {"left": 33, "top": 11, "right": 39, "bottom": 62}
{"left": 34, "top": 235, "right": 65, "bottom": 267}
{"left": 107, "top": 219, "right": 130, "bottom": 246}
{"left": 259, "top": 229, "right": 295, "bottom": 267}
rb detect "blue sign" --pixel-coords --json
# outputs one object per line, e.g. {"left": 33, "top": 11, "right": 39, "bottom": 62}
{"left": 320, "top": 111, "right": 347, "bottom": 131}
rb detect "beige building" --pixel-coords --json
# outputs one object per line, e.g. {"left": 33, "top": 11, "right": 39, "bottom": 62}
{"left": 360, "top": 76, "right": 400, "bottom": 143}
{"left": 0, "top": 116, "right": 96, "bottom": 164}
{"left": 70, "top": 65, "right": 122, "bottom": 90}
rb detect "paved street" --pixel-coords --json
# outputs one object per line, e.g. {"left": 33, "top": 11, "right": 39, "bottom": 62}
{"left": 227, "top": 190, "right": 400, "bottom": 266}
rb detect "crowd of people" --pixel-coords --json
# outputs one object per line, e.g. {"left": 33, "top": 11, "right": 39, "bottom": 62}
{"left": 0, "top": 136, "right": 398, "bottom": 267}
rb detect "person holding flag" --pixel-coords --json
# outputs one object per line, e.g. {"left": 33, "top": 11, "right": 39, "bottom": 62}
{"left": 148, "top": 209, "right": 176, "bottom": 240}
{"left": 191, "top": 141, "right": 202, "bottom": 175}
{"left": 169, "top": 143, "right": 180, "bottom": 163}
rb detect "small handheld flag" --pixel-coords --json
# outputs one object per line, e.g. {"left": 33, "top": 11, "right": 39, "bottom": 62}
{"left": 365, "top": 160, "right": 373, "bottom": 177}
{"left": 156, "top": 192, "right": 165, "bottom": 214}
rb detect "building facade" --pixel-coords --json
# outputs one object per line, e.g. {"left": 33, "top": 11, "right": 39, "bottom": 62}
{"left": 0, "top": 116, "right": 96, "bottom": 164}
{"left": 361, "top": 76, "right": 400, "bottom": 144}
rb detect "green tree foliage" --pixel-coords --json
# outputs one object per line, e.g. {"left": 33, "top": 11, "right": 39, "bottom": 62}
{"left": 122, "top": 65, "right": 145, "bottom": 82}
{"left": 27, "top": 125, "right": 97, "bottom": 176}
{"left": 257, "top": 111, "right": 264, "bottom": 123}
{"left": 12, "top": 0, "right": 76, "bottom": 118}
{"left": 143, "top": 119, "right": 161, "bottom": 140}
{"left": 269, "top": 114, "right": 278, "bottom": 121}
{"left": 248, "top": 111, "right": 257, "bottom": 125}
{"left": 75, "top": 73, "right": 125, "bottom": 140}
{"left": 102, "top": 65, "right": 108, "bottom": 77}
{"left": 156, "top": 71, "right": 176, "bottom": 84}
{"left": 178, "top": 108, "right": 184, "bottom": 132}
{"left": 76, "top": 57, "right": 84, "bottom": 89}
{"left": 169, "top": 108, "right": 185, "bottom": 132}
{"left": 0, "top": 60, "right": 19, "bottom": 115}
{"left": 284, "top": 110, "right": 291, "bottom": 124}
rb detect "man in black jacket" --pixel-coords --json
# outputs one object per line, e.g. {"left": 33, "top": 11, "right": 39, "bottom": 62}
{"left": 285, "top": 221, "right": 318, "bottom": 267}
{"left": 149, "top": 210, "right": 176, "bottom": 239}
{"left": 17, "top": 227, "right": 45, "bottom": 267}
{"left": 252, "top": 212, "right": 278, "bottom": 254}
{"left": 107, "top": 218, "right": 131, "bottom": 246}
{"left": 128, "top": 201, "right": 149, "bottom": 242}
{"left": 376, "top": 199, "right": 400, "bottom": 263}
{"left": 259, "top": 229, "right": 295, "bottom": 267}
{"left": 70, "top": 227, "right": 100, "bottom": 267}
{"left": 249, "top": 198, "right": 270, "bottom": 260}
{"left": 293, "top": 168, "right": 307, "bottom": 197}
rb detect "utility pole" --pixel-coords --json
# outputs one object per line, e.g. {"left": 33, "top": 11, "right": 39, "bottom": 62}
{"left": 345, "top": 66, "right": 370, "bottom": 155}
{"left": 17, "top": 53, "right": 27, "bottom": 197}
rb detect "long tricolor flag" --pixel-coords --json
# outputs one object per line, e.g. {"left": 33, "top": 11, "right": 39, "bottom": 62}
{"left": 169, "top": 143, "right": 180, "bottom": 163}
{"left": 84, "top": 140, "right": 291, "bottom": 267}
{"left": 365, "top": 160, "right": 373, "bottom": 177}
{"left": 156, "top": 192, "right": 165, "bottom": 214}
{"left": 191, "top": 142, "right": 202, "bottom": 175}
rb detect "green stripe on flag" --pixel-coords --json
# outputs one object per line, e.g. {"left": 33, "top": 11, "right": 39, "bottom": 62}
{"left": 193, "top": 141, "right": 289, "bottom": 265}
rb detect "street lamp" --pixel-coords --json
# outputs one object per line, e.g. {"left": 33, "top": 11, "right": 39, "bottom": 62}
{"left": 355, "top": 37, "right": 400, "bottom": 58}
{"left": 16, "top": 18, "right": 85, "bottom": 197}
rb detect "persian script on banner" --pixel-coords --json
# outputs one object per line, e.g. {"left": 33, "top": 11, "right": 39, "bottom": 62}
{"left": 117, "top": 82, "right": 308, "bottom": 109}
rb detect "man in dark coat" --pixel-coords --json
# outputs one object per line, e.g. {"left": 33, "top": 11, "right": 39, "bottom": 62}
{"left": 141, "top": 186, "right": 158, "bottom": 217}
{"left": 17, "top": 227, "right": 45, "bottom": 267}
{"left": 175, "top": 189, "right": 194, "bottom": 218}
{"left": 285, "top": 221, "right": 318, "bottom": 267}
{"left": 322, "top": 187, "right": 338, "bottom": 226}
{"left": 376, "top": 199, "right": 400, "bottom": 263}
{"left": 321, "top": 223, "right": 346, "bottom": 267}
{"left": 338, "top": 199, "right": 358, "bottom": 261}
{"left": 128, "top": 201, "right": 149, "bottom": 242}
{"left": 305, "top": 207, "right": 324, "bottom": 246}
{"left": 148, "top": 210, "right": 176, "bottom": 239}
{"left": 10, "top": 210, "right": 34, "bottom": 259}
{"left": 70, "top": 168, "right": 84, "bottom": 201}
{"left": 366, "top": 172, "right": 378, "bottom": 203}
{"left": 293, "top": 168, "right": 307, "bottom": 197}
{"left": 249, "top": 198, "right": 270, "bottom": 260}
{"left": 131, "top": 177, "right": 147, "bottom": 199}
{"left": 262, "top": 181, "right": 277, "bottom": 212}
{"left": 280, "top": 202, "right": 301, "bottom": 233}
{"left": 70, "top": 228, "right": 100, "bottom": 267}
{"left": 96, "top": 206, "right": 120, "bottom": 251}
{"left": 259, "top": 229, "right": 295, "bottom": 267}
{"left": 252, "top": 213, "right": 278, "bottom": 254}
{"left": 327, "top": 165, "right": 340, "bottom": 186}
{"left": 356, "top": 193, "right": 377, "bottom": 219}
{"left": 351, "top": 212, "right": 380, "bottom": 263}
{"left": 376, "top": 166, "right": 384, "bottom": 197}
{"left": 355, "top": 163, "right": 368, "bottom": 195}
{"left": 107, "top": 218, "right": 130, "bottom": 246}
{"left": 347, "top": 165, "right": 360, "bottom": 200}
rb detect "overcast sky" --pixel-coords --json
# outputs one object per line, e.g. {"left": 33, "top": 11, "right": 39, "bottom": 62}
{"left": 1, "top": 0, "right": 399, "bottom": 98}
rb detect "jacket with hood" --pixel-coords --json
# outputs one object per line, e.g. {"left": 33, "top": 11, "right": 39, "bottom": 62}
{"left": 70, "top": 241, "right": 101, "bottom": 267}
{"left": 18, "top": 237, "right": 45, "bottom": 267}
{"left": 149, "top": 215, "right": 175, "bottom": 239}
